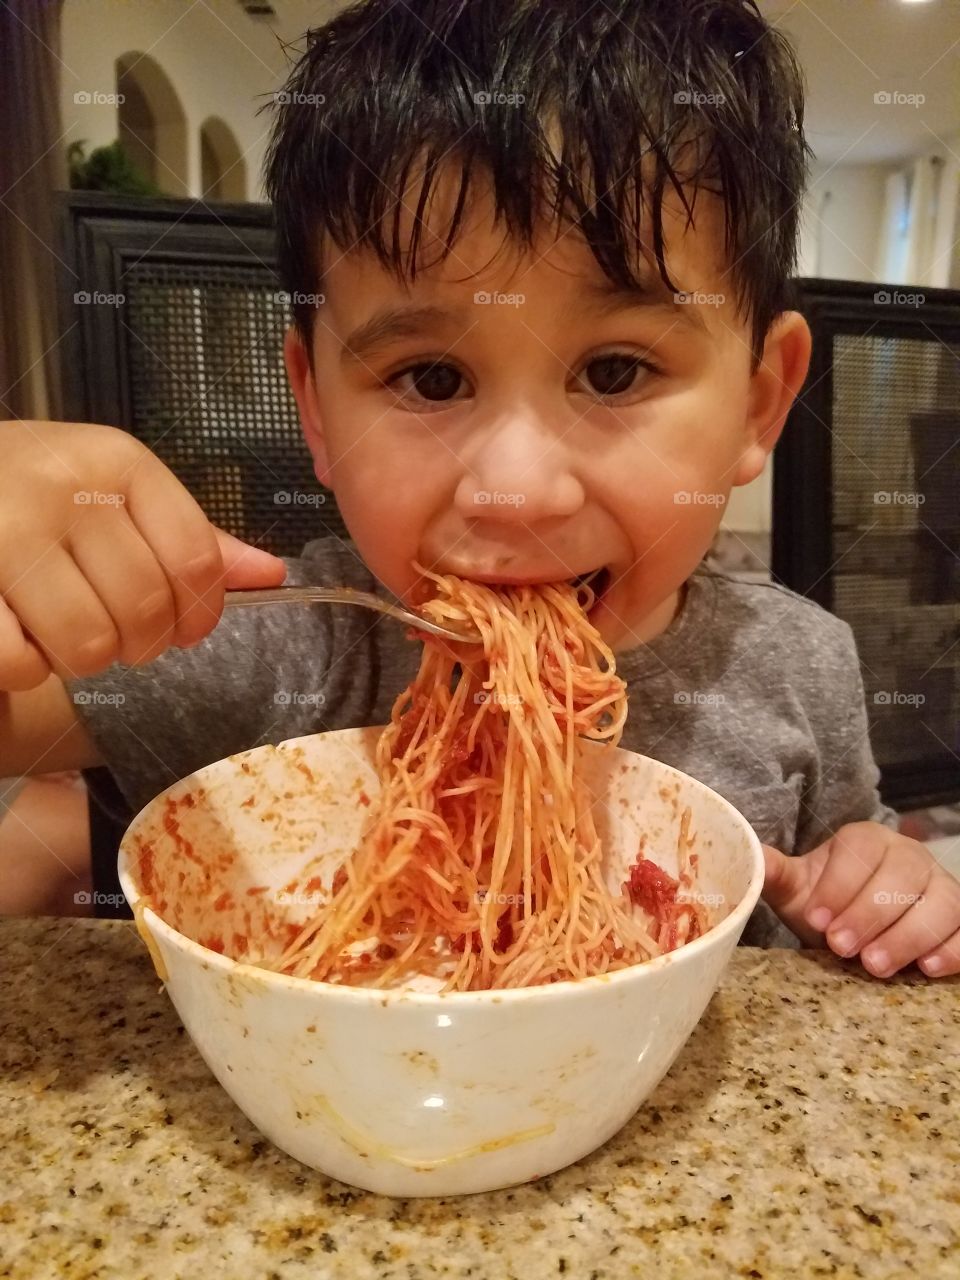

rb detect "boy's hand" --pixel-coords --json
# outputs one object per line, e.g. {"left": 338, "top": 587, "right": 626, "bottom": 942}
{"left": 0, "top": 419, "right": 286, "bottom": 692}
{"left": 761, "top": 822, "right": 960, "bottom": 979}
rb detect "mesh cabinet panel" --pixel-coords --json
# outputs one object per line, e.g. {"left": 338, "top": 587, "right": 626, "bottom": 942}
{"left": 123, "top": 262, "right": 346, "bottom": 553}
{"left": 831, "top": 334, "right": 959, "bottom": 772}
{"left": 58, "top": 192, "right": 348, "bottom": 557}
{"left": 773, "top": 279, "right": 960, "bottom": 809}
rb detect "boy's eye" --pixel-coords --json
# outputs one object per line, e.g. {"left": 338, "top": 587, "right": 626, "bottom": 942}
{"left": 389, "top": 362, "right": 465, "bottom": 403}
{"left": 579, "top": 354, "right": 651, "bottom": 398}
{"left": 385, "top": 352, "right": 658, "bottom": 409}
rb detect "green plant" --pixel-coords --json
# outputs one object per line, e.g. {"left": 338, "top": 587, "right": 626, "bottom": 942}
{"left": 67, "top": 139, "right": 162, "bottom": 196}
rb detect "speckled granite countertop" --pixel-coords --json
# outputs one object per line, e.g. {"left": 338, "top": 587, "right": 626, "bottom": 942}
{"left": 0, "top": 920, "right": 957, "bottom": 1280}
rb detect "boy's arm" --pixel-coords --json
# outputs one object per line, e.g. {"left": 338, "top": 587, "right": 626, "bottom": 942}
{"left": 0, "top": 675, "right": 104, "bottom": 776}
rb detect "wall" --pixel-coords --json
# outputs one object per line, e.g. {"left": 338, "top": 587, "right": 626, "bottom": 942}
{"left": 800, "top": 163, "right": 890, "bottom": 281}
{"left": 59, "top": 0, "right": 306, "bottom": 199}
{"left": 725, "top": 160, "right": 893, "bottom": 539}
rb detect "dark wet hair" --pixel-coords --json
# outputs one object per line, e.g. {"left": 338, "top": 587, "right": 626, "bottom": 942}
{"left": 262, "top": 0, "right": 812, "bottom": 369}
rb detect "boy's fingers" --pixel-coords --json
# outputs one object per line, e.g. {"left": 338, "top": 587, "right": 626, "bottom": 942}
{"left": 124, "top": 457, "right": 226, "bottom": 647}
{"left": 0, "top": 597, "right": 51, "bottom": 690}
{"left": 820, "top": 836, "right": 933, "bottom": 959}
{"left": 919, "top": 925, "right": 960, "bottom": 979}
{"left": 68, "top": 513, "right": 177, "bottom": 667}
{"left": 1, "top": 547, "right": 120, "bottom": 680}
{"left": 799, "top": 822, "right": 892, "bottom": 934}
{"left": 857, "top": 871, "right": 960, "bottom": 978}
{"left": 214, "top": 528, "right": 287, "bottom": 589}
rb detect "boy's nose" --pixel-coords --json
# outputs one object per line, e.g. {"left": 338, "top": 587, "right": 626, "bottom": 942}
{"left": 455, "top": 469, "right": 585, "bottom": 524}
{"left": 454, "top": 416, "right": 586, "bottom": 523}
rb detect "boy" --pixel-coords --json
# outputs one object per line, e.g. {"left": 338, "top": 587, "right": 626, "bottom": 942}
{"left": 1, "top": 0, "right": 958, "bottom": 976}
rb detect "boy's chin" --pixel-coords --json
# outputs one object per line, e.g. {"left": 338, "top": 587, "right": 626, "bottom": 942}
{"left": 587, "top": 597, "right": 629, "bottom": 650}
{"left": 590, "top": 582, "right": 684, "bottom": 651}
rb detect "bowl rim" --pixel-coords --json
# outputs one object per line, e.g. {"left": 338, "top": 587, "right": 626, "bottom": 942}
{"left": 117, "top": 731, "right": 766, "bottom": 1006}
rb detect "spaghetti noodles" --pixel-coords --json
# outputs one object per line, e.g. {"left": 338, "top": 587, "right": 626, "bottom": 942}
{"left": 272, "top": 568, "right": 704, "bottom": 990}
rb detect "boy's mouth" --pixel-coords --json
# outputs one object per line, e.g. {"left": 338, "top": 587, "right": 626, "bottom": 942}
{"left": 417, "top": 562, "right": 615, "bottom": 616}
{"left": 568, "top": 566, "right": 612, "bottom": 615}
{"left": 569, "top": 566, "right": 610, "bottom": 591}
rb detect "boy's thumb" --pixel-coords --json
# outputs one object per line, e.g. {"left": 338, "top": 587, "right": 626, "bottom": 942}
{"left": 760, "top": 843, "right": 824, "bottom": 945}
{"left": 760, "top": 842, "right": 802, "bottom": 912}
{"left": 214, "top": 527, "right": 288, "bottom": 589}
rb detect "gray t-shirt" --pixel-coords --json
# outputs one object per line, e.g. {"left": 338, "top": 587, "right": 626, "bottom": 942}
{"left": 68, "top": 536, "right": 897, "bottom": 948}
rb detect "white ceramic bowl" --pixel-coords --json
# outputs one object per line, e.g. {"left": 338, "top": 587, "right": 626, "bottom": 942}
{"left": 118, "top": 726, "right": 763, "bottom": 1197}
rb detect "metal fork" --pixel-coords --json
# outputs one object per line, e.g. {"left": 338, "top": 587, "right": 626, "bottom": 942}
{"left": 223, "top": 585, "right": 481, "bottom": 643}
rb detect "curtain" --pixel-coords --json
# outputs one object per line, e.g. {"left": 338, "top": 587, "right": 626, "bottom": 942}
{"left": 0, "top": 0, "right": 66, "bottom": 421}
{"left": 874, "top": 169, "right": 910, "bottom": 285}
{"left": 874, "top": 154, "right": 954, "bottom": 289}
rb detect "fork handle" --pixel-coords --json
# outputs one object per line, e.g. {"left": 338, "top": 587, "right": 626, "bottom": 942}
{"left": 222, "top": 585, "right": 461, "bottom": 641}
{"left": 224, "top": 585, "right": 376, "bottom": 609}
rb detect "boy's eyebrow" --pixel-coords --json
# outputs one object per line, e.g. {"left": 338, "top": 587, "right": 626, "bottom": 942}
{"left": 340, "top": 278, "right": 709, "bottom": 364}
{"left": 341, "top": 305, "right": 469, "bottom": 365}
{"left": 574, "top": 277, "right": 711, "bottom": 334}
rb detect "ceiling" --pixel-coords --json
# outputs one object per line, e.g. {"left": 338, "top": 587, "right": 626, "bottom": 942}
{"left": 760, "top": 0, "right": 960, "bottom": 166}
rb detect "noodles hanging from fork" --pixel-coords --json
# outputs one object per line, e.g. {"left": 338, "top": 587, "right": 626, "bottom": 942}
{"left": 271, "top": 568, "right": 703, "bottom": 990}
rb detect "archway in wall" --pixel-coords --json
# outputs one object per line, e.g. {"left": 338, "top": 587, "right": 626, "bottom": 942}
{"left": 200, "top": 116, "right": 247, "bottom": 202}
{"left": 115, "top": 51, "right": 188, "bottom": 196}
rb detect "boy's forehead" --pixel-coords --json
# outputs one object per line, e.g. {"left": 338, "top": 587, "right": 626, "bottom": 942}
{"left": 317, "top": 166, "right": 733, "bottom": 334}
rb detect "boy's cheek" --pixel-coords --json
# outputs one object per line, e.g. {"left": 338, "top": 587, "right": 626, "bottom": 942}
{"left": 332, "top": 475, "right": 444, "bottom": 602}
{"left": 622, "top": 481, "right": 729, "bottom": 564}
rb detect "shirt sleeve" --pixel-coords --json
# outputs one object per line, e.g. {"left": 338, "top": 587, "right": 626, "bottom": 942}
{"left": 793, "top": 620, "right": 899, "bottom": 855}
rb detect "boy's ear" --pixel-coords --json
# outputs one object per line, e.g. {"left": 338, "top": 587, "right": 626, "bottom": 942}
{"left": 732, "top": 310, "right": 812, "bottom": 486}
{"left": 283, "top": 326, "right": 332, "bottom": 486}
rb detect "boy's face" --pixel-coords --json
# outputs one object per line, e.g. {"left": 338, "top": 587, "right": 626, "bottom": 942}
{"left": 285, "top": 175, "right": 811, "bottom": 650}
